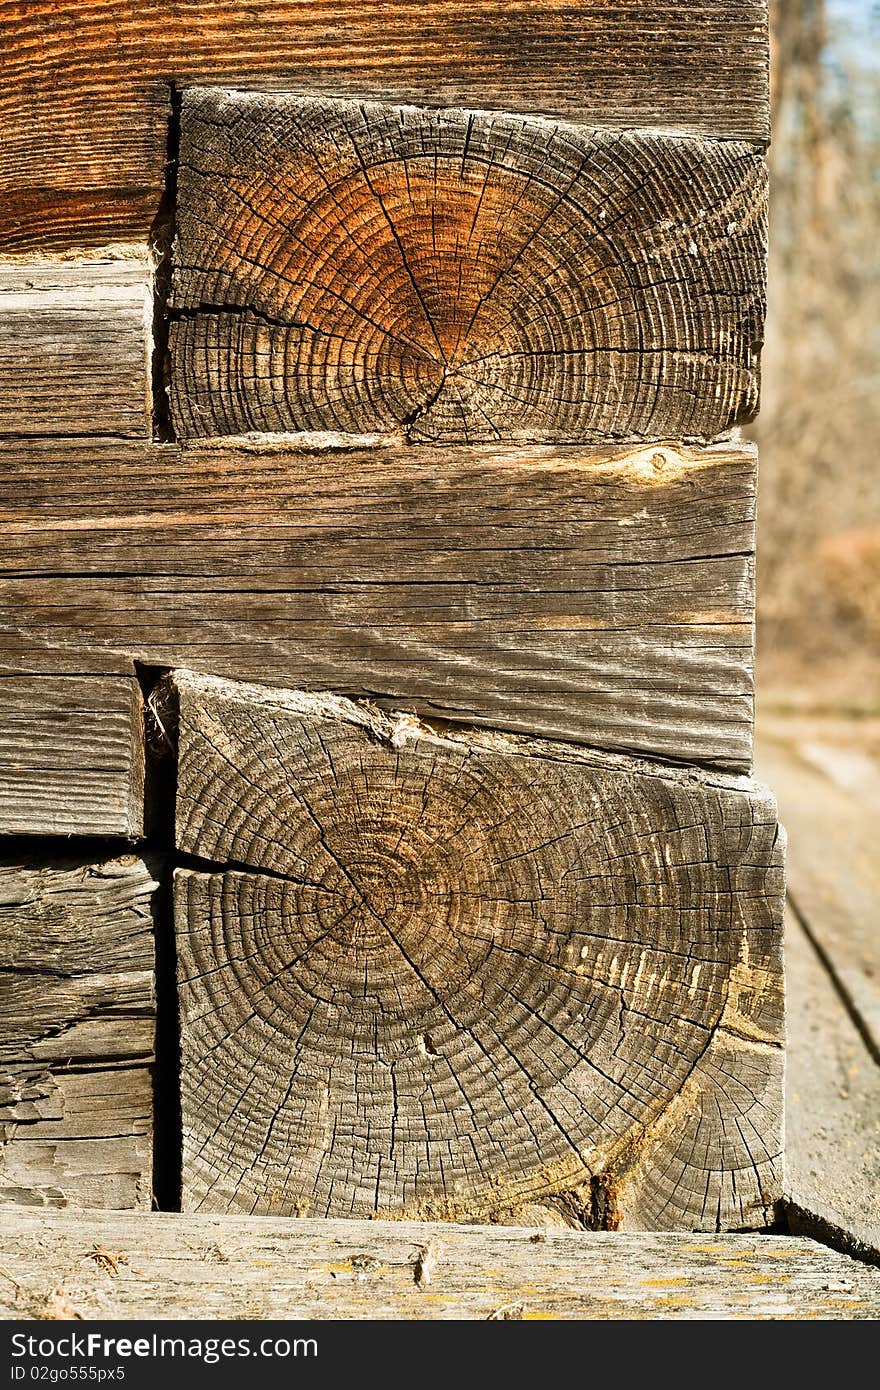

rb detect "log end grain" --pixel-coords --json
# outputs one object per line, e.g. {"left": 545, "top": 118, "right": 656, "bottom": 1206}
{"left": 172, "top": 671, "right": 783, "bottom": 1231}
{"left": 170, "top": 90, "right": 767, "bottom": 445}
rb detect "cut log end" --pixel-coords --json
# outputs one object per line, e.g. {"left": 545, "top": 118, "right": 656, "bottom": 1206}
{"left": 170, "top": 90, "right": 767, "bottom": 446}
{"left": 173, "top": 672, "right": 783, "bottom": 1230}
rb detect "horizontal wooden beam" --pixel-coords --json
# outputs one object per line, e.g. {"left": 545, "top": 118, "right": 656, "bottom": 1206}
{"left": 171, "top": 91, "right": 766, "bottom": 446}
{"left": 0, "top": 675, "right": 144, "bottom": 837}
{"left": 0, "top": 437, "right": 756, "bottom": 770}
{"left": 0, "top": 259, "right": 150, "bottom": 440}
{"left": 1, "top": 1212, "right": 875, "bottom": 1321}
{"left": 0, "top": 3, "right": 769, "bottom": 254}
{"left": 172, "top": 671, "right": 783, "bottom": 1231}
{"left": 0, "top": 856, "right": 158, "bottom": 1210}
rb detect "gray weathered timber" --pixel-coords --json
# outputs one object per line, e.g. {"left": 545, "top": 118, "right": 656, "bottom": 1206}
{"left": 0, "top": 259, "right": 150, "bottom": 439}
{"left": 0, "top": 437, "right": 756, "bottom": 771}
{"left": 0, "top": 675, "right": 144, "bottom": 837}
{"left": 757, "top": 732, "right": 880, "bottom": 1056}
{"left": 0, "top": 3, "right": 770, "bottom": 255}
{"left": 784, "top": 906, "right": 880, "bottom": 1263}
{"left": 1, "top": 1213, "right": 874, "bottom": 1321}
{"left": 171, "top": 91, "right": 767, "bottom": 445}
{"left": 0, "top": 857, "right": 157, "bottom": 1209}
{"left": 172, "top": 671, "right": 784, "bottom": 1230}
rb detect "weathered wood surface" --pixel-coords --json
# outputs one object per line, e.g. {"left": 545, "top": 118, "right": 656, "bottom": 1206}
{"left": 784, "top": 906, "right": 880, "bottom": 1263}
{"left": 0, "top": 1212, "right": 874, "bottom": 1321}
{"left": 0, "top": 3, "right": 770, "bottom": 255}
{"left": 172, "top": 671, "right": 783, "bottom": 1230}
{"left": 0, "top": 676, "right": 144, "bottom": 837}
{"left": 757, "top": 729, "right": 880, "bottom": 1057}
{"left": 0, "top": 438, "right": 756, "bottom": 771}
{"left": 0, "top": 259, "right": 150, "bottom": 440}
{"left": 0, "top": 857, "right": 157, "bottom": 1210}
{"left": 171, "top": 91, "right": 766, "bottom": 446}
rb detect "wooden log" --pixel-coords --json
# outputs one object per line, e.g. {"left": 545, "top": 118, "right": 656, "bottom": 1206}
{"left": 784, "top": 906, "right": 880, "bottom": 1263}
{"left": 0, "top": 3, "right": 770, "bottom": 256}
{"left": 1, "top": 1212, "right": 875, "bottom": 1322}
{"left": 0, "top": 259, "right": 150, "bottom": 440}
{"left": 0, "top": 856, "right": 157, "bottom": 1210}
{"left": 0, "top": 437, "right": 756, "bottom": 772}
{"left": 172, "top": 671, "right": 784, "bottom": 1231}
{"left": 0, "top": 675, "right": 144, "bottom": 837}
{"left": 170, "top": 90, "right": 766, "bottom": 445}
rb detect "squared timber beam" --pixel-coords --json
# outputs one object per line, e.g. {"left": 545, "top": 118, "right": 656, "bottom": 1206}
{"left": 172, "top": 670, "right": 784, "bottom": 1231}
{"left": 0, "top": 259, "right": 151, "bottom": 440}
{"left": 0, "top": 676, "right": 145, "bottom": 838}
{"left": 0, "top": 438, "right": 757, "bottom": 772}
{"left": 2, "top": 1215, "right": 878, "bottom": 1322}
{"left": 170, "top": 89, "right": 767, "bottom": 445}
{"left": 0, "top": 856, "right": 157, "bottom": 1209}
{"left": 0, "top": 3, "right": 769, "bottom": 254}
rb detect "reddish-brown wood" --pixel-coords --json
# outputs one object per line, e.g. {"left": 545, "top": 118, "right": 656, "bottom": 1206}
{"left": 0, "top": 2, "right": 769, "bottom": 254}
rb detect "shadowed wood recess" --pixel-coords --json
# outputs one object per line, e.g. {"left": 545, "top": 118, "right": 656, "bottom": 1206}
{"left": 0, "top": 675, "right": 144, "bottom": 837}
{"left": 0, "top": 259, "right": 150, "bottom": 440}
{"left": 2, "top": 1214, "right": 877, "bottom": 1322}
{"left": 0, "top": 856, "right": 157, "bottom": 1209}
{"left": 173, "top": 671, "right": 784, "bottom": 1231}
{"left": 170, "top": 90, "right": 767, "bottom": 445}
{"left": 0, "top": 438, "right": 756, "bottom": 770}
{"left": 0, "top": 3, "right": 769, "bottom": 255}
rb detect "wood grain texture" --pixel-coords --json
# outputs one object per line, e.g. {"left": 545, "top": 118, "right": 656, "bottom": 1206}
{"left": 0, "top": 258, "right": 150, "bottom": 440}
{"left": 0, "top": 676, "right": 144, "bottom": 837}
{"left": 0, "top": 856, "right": 157, "bottom": 1210}
{"left": 173, "top": 671, "right": 784, "bottom": 1231}
{"left": 0, "top": 3, "right": 770, "bottom": 255}
{"left": 0, "top": 437, "right": 756, "bottom": 771}
{"left": 1, "top": 1213, "right": 875, "bottom": 1322}
{"left": 784, "top": 907, "right": 880, "bottom": 1263}
{"left": 171, "top": 90, "right": 767, "bottom": 445}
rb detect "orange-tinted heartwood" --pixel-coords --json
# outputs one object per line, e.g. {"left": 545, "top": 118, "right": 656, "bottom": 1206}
{"left": 170, "top": 90, "right": 767, "bottom": 445}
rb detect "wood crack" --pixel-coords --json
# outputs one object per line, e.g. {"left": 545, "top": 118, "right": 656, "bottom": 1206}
{"left": 170, "top": 670, "right": 783, "bottom": 1228}
{"left": 168, "top": 91, "right": 766, "bottom": 446}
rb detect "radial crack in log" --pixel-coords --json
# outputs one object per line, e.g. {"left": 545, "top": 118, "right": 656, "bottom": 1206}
{"left": 173, "top": 671, "right": 784, "bottom": 1230}
{"left": 169, "top": 90, "right": 767, "bottom": 445}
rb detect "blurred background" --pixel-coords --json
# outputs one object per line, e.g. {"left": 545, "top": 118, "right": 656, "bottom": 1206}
{"left": 757, "top": 0, "right": 879, "bottom": 722}
{"left": 754, "top": 7, "right": 878, "bottom": 1252}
